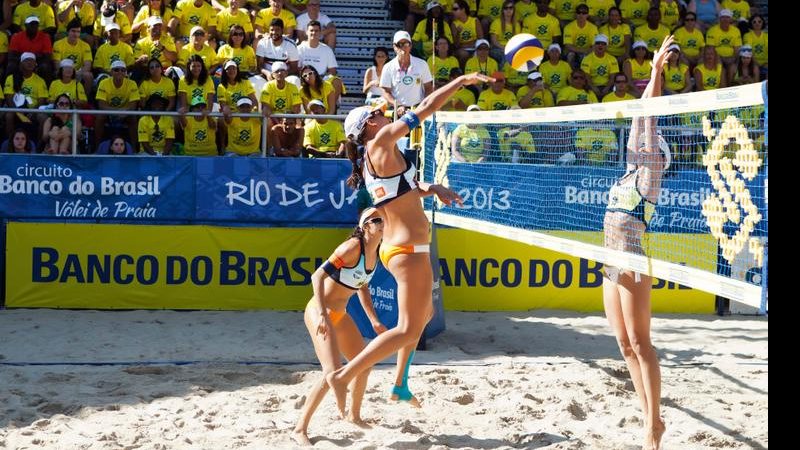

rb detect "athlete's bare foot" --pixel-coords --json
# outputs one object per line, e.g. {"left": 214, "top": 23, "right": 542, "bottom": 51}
{"left": 643, "top": 418, "right": 666, "bottom": 450}
{"left": 347, "top": 414, "right": 372, "bottom": 429}
{"left": 325, "top": 369, "right": 348, "bottom": 418}
{"left": 390, "top": 391, "right": 422, "bottom": 408}
{"left": 291, "top": 428, "right": 312, "bottom": 447}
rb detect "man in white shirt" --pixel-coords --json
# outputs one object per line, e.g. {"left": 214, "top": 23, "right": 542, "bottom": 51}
{"left": 297, "top": 20, "right": 344, "bottom": 106}
{"left": 295, "top": 0, "right": 336, "bottom": 48}
{"left": 256, "top": 18, "right": 300, "bottom": 79}
{"left": 380, "top": 30, "right": 433, "bottom": 116}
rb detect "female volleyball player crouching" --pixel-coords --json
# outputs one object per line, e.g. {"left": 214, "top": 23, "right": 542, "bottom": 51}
{"left": 325, "top": 72, "right": 492, "bottom": 417}
{"left": 603, "top": 35, "right": 675, "bottom": 450}
{"left": 292, "top": 207, "right": 389, "bottom": 446}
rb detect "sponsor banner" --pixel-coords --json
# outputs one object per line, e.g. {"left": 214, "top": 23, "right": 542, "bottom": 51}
{"left": 728, "top": 236, "right": 767, "bottom": 314}
{"left": 6, "top": 223, "right": 713, "bottom": 314}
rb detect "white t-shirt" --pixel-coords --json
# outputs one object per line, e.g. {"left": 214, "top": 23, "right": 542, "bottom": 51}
{"left": 379, "top": 56, "right": 433, "bottom": 107}
{"left": 256, "top": 36, "right": 300, "bottom": 66}
{"left": 296, "top": 12, "right": 332, "bottom": 31}
{"left": 297, "top": 41, "right": 337, "bottom": 75}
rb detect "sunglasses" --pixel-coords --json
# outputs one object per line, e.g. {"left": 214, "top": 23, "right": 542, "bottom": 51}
{"left": 364, "top": 217, "right": 383, "bottom": 226}
{"left": 395, "top": 41, "right": 411, "bottom": 48}
{"left": 149, "top": 64, "right": 161, "bottom": 69}
{"left": 231, "top": 32, "right": 244, "bottom": 36}
{"left": 112, "top": 67, "right": 126, "bottom": 72}
{"left": 302, "top": 72, "right": 314, "bottom": 78}
{"left": 57, "top": 101, "right": 71, "bottom": 106}
{"left": 503, "top": 5, "right": 514, "bottom": 9}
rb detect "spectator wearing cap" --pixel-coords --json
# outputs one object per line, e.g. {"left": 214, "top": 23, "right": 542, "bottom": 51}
{"left": 672, "top": 11, "right": 705, "bottom": 67}
{"left": 694, "top": 45, "right": 726, "bottom": 91}
{"left": 658, "top": 0, "right": 682, "bottom": 30}
{"left": 303, "top": 98, "right": 346, "bottom": 158}
{"left": 93, "top": 22, "right": 134, "bottom": 76}
{"left": 451, "top": 0, "right": 484, "bottom": 66}
{"left": 133, "top": 16, "right": 178, "bottom": 73}
{"left": 688, "top": 0, "right": 721, "bottom": 32}
{"left": 521, "top": 0, "right": 562, "bottom": 49}
{"left": 465, "top": 38, "right": 498, "bottom": 84}
{"left": 580, "top": 34, "right": 618, "bottom": 97}
{"left": 178, "top": 26, "right": 218, "bottom": 72}
{"left": 623, "top": 40, "right": 652, "bottom": 96}
{"left": 556, "top": 68, "right": 598, "bottom": 105}
{"left": 412, "top": 1, "right": 453, "bottom": 59}
{"left": 139, "top": 58, "right": 176, "bottom": 110}
{"left": 563, "top": 4, "right": 599, "bottom": 68}
{"left": 721, "top": 0, "right": 750, "bottom": 23}
{"left": 298, "top": 64, "right": 335, "bottom": 113}
{"left": 489, "top": 1, "right": 520, "bottom": 64}
{"left": 95, "top": 59, "right": 140, "bottom": 144}
{"left": 518, "top": 71, "right": 554, "bottom": 108}
{"left": 477, "top": 71, "right": 516, "bottom": 111}
{"left": 256, "top": 18, "right": 300, "bottom": 79}
{"left": 53, "top": 19, "right": 93, "bottom": 93}
{"left": 634, "top": 7, "right": 669, "bottom": 53}
{"left": 272, "top": 116, "right": 304, "bottom": 157}
{"left": 216, "top": 0, "right": 254, "bottom": 45}
{"left": 92, "top": 1, "right": 133, "bottom": 44}
{"left": 173, "top": 0, "right": 218, "bottom": 45}
{"left": 217, "top": 24, "right": 257, "bottom": 75}
{"left": 218, "top": 60, "right": 258, "bottom": 117}
{"left": 586, "top": 0, "right": 615, "bottom": 26}
{"left": 380, "top": 30, "right": 434, "bottom": 116}
{"left": 3, "top": 51, "right": 48, "bottom": 136}
{"left": 138, "top": 94, "right": 175, "bottom": 155}
{"left": 727, "top": 45, "right": 760, "bottom": 86}
{"left": 224, "top": 97, "right": 261, "bottom": 156}
{"left": 445, "top": 67, "right": 477, "bottom": 111}
{"left": 11, "top": 0, "right": 56, "bottom": 34}
{"left": 261, "top": 61, "right": 301, "bottom": 150}
{"left": 602, "top": 72, "right": 637, "bottom": 101}
{"left": 56, "top": 0, "right": 96, "bottom": 39}
{"left": 48, "top": 58, "right": 88, "bottom": 107}
{"left": 178, "top": 54, "right": 215, "bottom": 111}
{"left": 618, "top": 0, "right": 649, "bottom": 28}
{"left": 296, "top": 0, "right": 337, "bottom": 49}
{"left": 539, "top": 43, "right": 573, "bottom": 94}
{"left": 179, "top": 96, "right": 218, "bottom": 156}
{"left": 297, "top": 20, "right": 345, "bottom": 105}
{"left": 743, "top": 14, "right": 767, "bottom": 74}
{"left": 706, "top": 9, "right": 742, "bottom": 68}
{"left": 662, "top": 45, "right": 692, "bottom": 94}
{"left": 131, "top": 0, "right": 177, "bottom": 36}
{"left": 451, "top": 104, "right": 491, "bottom": 163}
{"left": 9, "top": 15, "right": 53, "bottom": 82}
{"left": 599, "top": 7, "right": 631, "bottom": 64}
{"left": 255, "top": 0, "right": 296, "bottom": 42}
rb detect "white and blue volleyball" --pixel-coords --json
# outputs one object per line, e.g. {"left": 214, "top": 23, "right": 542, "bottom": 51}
{"left": 504, "top": 34, "right": 545, "bottom": 71}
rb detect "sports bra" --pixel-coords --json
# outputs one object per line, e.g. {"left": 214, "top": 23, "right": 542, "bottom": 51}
{"left": 606, "top": 170, "right": 657, "bottom": 227}
{"left": 323, "top": 237, "right": 378, "bottom": 289}
{"left": 363, "top": 149, "right": 418, "bottom": 207}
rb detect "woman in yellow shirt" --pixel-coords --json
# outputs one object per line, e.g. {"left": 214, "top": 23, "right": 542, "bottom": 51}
{"left": 48, "top": 59, "right": 88, "bottom": 107}
{"left": 412, "top": 2, "right": 453, "bottom": 59}
{"left": 216, "top": 24, "right": 257, "bottom": 74}
{"left": 300, "top": 65, "right": 336, "bottom": 114}
{"left": 132, "top": 0, "right": 175, "bottom": 35}
{"left": 624, "top": 40, "right": 652, "bottom": 97}
{"left": 452, "top": 0, "right": 483, "bottom": 66}
{"left": 662, "top": 44, "right": 692, "bottom": 94}
{"left": 178, "top": 54, "right": 216, "bottom": 111}
{"left": 489, "top": 1, "right": 519, "bottom": 65}
{"left": 694, "top": 45, "right": 726, "bottom": 91}
{"left": 217, "top": 60, "right": 257, "bottom": 112}
{"left": 744, "top": 14, "right": 768, "bottom": 74}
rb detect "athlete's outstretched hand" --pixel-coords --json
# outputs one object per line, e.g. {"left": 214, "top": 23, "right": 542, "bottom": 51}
{"left": 462, "top": 72, "right": 495, "bottom": 86}
{"left": 431, "top": 184, "right": 464, "bottom": 207}
{"left": 653, "top": 35, "right": 676, "bottom": 72}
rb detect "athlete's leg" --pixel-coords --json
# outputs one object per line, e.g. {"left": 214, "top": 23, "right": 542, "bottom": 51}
{"left": 327, "top": 253, "right": 433, "bottom": 417}
{"left": 335, "top": 315, "right": 372, "bottom": 426}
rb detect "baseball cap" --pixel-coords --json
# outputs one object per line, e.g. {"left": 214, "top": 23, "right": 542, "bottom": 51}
{"left": 190, "top": 96, "right": 207, "bottom": 107}
{"left": 393, "top": 30, "right": 412, "bottom": 45}
{"left": 475, "top": 39, "right": 490, "bottom": 49}
{"left": 190, "top": 26, "right": 205, "bottom": 36}
{"left": 59, "top": 58, "right": 75, "bottom": 68}
{"left": 105, "top": 22, "right": 121, "bottom": 32}
{"left": 466, "top": 104, "right": 481, "bottom": 111}
{"left": 426, "top": 1, "right": 441, "bottom": 11}
{"left": 224, "top": 60, "right": 238, "bottom": 70}
{"left": 668, "top": 43, "right": 680, "bottom": 52}
{"left": 110, "top": 60, "right": 127, "bottom": 70}
{"left": 632, "top": 40, "right": 648, "bottom": 50}
{"left": 25, "top": 15, "right": 40, "bottom": 24}
{"left": 719, "top": 9, "right": 733, "bottom": 18}
{"left": 20, "top": 52, "right": 36, "bottom": 62}
{"left": 344, "top": 101, "right": 386, "bottom": 139}
{"left": 528, "top": 71, "right": 543, "bottom": 81}
{"left": 594, "top": 34, "right": 609, "bottom": 44}
{"left": 236, "top": 97, "right": 253, "bottom": 107}
{"left": 148, "top": 16, "right": 163, "bottom": 26}
{"left": 271, "top": 61, "right": 288, "bottom": 72}
{"left": 358, "top": 207, "right": 381, "bottom": 228}
{"left": 308, "top": 99, "right": 325, "bottom": 109}
{"left": 548, "top": 43, "right": 561, "bottom": 52}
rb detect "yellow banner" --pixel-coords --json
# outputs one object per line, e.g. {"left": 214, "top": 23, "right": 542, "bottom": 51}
{"left": 436, "top": 229, "right": 716, "bottom": 313}
{"left": 6, "top": 223, "right": 714, "bottom": 313}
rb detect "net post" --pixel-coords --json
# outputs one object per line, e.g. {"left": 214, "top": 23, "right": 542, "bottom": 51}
{"left": 261, "top": 114, "right": 268, "bottom": 157}
{"left": 759, "top": 80, "right": 768, "bottom": 315}
{"left": 71, "top": 111, "right": 79, "bottom": 155}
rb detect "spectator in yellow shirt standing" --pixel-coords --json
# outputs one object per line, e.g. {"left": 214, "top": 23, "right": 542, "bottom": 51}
{"left": 95, "top": 60, "right": 140, "bottom": 145}
{"left": 744, "top": 14, "right": 767, "bottom": 77}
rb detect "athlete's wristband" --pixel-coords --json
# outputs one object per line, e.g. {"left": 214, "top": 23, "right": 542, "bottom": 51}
{"left": 399, "top": 111, "right": 420, "bottom": 131}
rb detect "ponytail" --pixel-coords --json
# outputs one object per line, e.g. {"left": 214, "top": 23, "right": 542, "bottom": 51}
{"left": 345, "top": 137, "right": 363, "bottom": 189}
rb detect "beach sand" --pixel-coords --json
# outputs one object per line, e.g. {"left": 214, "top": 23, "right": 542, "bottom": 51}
{"left": 0, "top": 309, "right": 767, "bottom": 449}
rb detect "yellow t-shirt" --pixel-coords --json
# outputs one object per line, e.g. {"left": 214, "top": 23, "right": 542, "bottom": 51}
{"left": 618, "top": 0, "right": 648, "bottom": 28}
{"left": 744, "top": 30, "right": 768, "bottom": 67}
{"left": 446, "top": 87, "right": 476, "bottom": 111}
{"left": 522, "top": 13, "right": 561, "bottom": 48}
{"left": 634, "top": 24, "right": 670, "bottom": 52}
{"left": 138, "top": 116, "right": 176, "bottom": 153}
{"left": 489, "top": 18, "right": 519, "bottom": 47}
{"left": 658, "top": 0, "right": 681, "bottom": 29}
{"left": 539, "top": 59, "right": 573, "bottom": 93}
{"left": 178, "top": 77, "right": 216, "bottom": 105}
{"left": 705, "top": 24, "right": 742, "bottom": 58}
{"left": 56, "top": 1, "right": 96, "bottom": 32}
{"left": 132, "top": 5, "right": 176, "bottom": 31}
{"left": 452, "top": 16, "right": 480, "bottom": 46}
{"left": 93, "top": 41, "right": 135, "bottom": 71}
{"left": 722, "top": 0, "right": 750, "bottom": 22}
{"left": 174, "top": 0, "right": 218, "bottom": 36}
{"left": 517, "top": 85, "right": 555, "bottom": 108}
{"left": 601, "top": 91, "right": 636, "bottom": 102}
{"left": 563, "top": 20, "right": 600, "bottom": 51}
{"left": 260, "top": 81, "right": 302, "bottom": 113}
{"left": 515, "top": 0, "right": 537, "bottom": 21}
{"left": 477, "top": 0, "right": 504, "bottom": 20}
{"left": 255, "top": 8, "right": 296, "bottom": 32}
{"left": 3, "top": 73, "right": 48, "bottom": 107}
{"left": 226, "top": 117, "right": 260, "bottom": 155}
{"left": 134, "top": 35, "right": 178, "bottom": 67}
{"left": 502, "top": 64, "right": 530, "bottom": 88}
{"left": 696, "top": 63, "right": 723, "bottom": 90}
{"left": 580, "top": 51, "right": 620, "bottom": 87}
{"left": 304, "top": 119, "right": 346, "bottom": 153}
{"left": 13, "top": 1, "right": 56, "bottom": 29}
{"left": 298, "top": 80, "right": 334, "bottom": 112}
{"left": 628, "top": 58, "right": 652, "bottom": 81}
{"left": 599, "top": 23, "right": 631, "bottom": 57}
{"left": 552, "top": 0, "right": 577, "bottom": 22}
{"left": 139, "top": 77, "right": 177, "bottom": 103}
{"left": 413, "top": 19, "right": 454, "bottom": 59}
{"left": 497, "top": 127, "right": 536, "bottom": 162}
{"left": 178, "top": 43, "right": 218, "bottom": 69}
{"left": 53, "top": 37, "right": 93, "bottom": 67}
{"left": 48, "top": 79, "right": 87, "bottom": 103}
{"left": 586, "top": 0, "right": 615, "bottom": 23}
{"left": 427, "top": 55, "right": 460, "bottom": 81}
{"left": 672, "top": 27, "right": 705, "bottom": 58}
{"left": 0, "top": 32, "right": 6, "bottom": 54}
{"left": 664, "top": 63, "right": 689, "bottom": 92}
{"left": 575, "top": 128, "right": 617, "bottom": 165}
{"left": 96, "top": 78, "right": 141, "bottom": 107}
{"left": 217, "top": 79, "right": 256, "bottom": 106}
{"left": 477, "top": 88, "right": 517, "bottom": 111}
{"left": 217, "top": 8, "right": 254, "bottom": 35}
{"left": 556, "top": 86, "right": 598, "bottom": 104}
{"left": 452, "top": 124, "right": 491, "bottom": 162}
{"left": 216, "top": 45, "right": 257, "bottom": 73}
{"left": 183, "top": 116, "right": 218, "bottom": 156}
{"left": 92, "top": 11, "right": 132, "bottom": 38}
{"left": 465, "top": 56, "right": 499, "bottom": 77}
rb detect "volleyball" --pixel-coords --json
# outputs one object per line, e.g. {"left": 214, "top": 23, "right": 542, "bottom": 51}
{"left": 504, "top": 34, "right": 545, "bottom": 71}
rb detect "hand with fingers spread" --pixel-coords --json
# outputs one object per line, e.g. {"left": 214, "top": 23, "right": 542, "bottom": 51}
{"left": 652, "top": 35, "right": 676, "bottom": 73}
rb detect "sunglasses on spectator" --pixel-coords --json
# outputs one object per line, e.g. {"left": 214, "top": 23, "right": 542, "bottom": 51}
{"left": 149, "top": 64, "right": 161, "bottom": 69}
{"left": 302, "top": 72, "right": 314, "bottom": 78}
{"left": 395, "top": 41, "right": 411, "bottom": 48}
{"left": 577, "top": 11, "right": 589, "bottom": 15}
{"left": 232, "top": 32, "right": 244, "bottom": 36}
{"left": 615, "top": 79, "right": 626, "bottom": 83}
{"left": 112, "top": 68, "right": 126, "bottom": 72}
{"left": 503, "top": 5, "right": 514, "bottom": 9}
{"left": 685, "top": 17, "right": 696, "bottom": 21}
